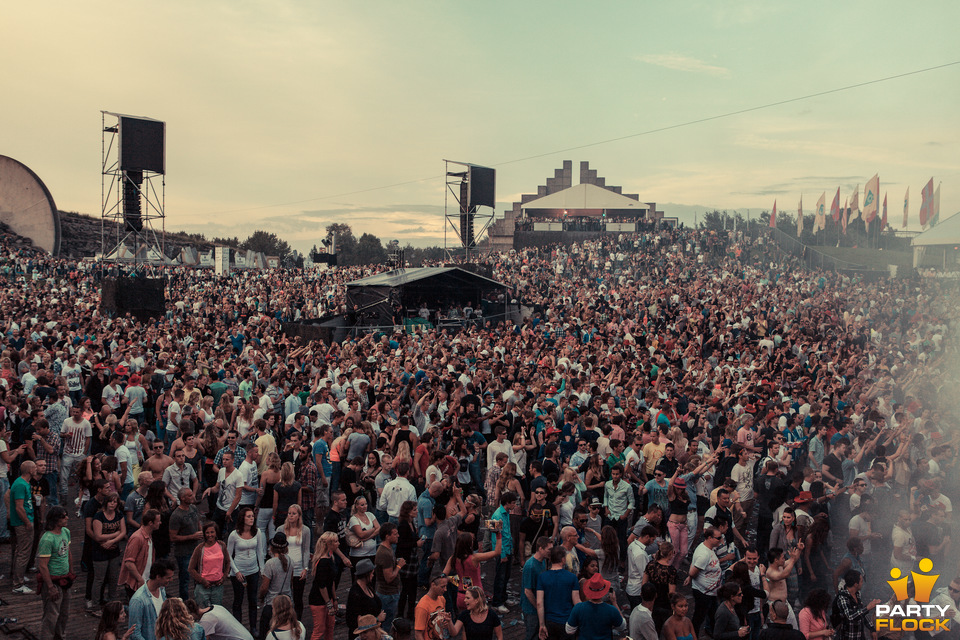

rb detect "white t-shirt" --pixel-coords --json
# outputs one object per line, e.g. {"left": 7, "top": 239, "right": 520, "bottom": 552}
{"left": 625, "top": 539, "right": 649, "bottom": 596}
{"left": 115, "top": 445, "right": 135, "bottom": 485}
{"left": 691, "top": 544, "right": 722, "bottom": 595}
{"left": 848, "top": 514, "right": 873, "bottom": 554}
{"left": 0, "top": 440, "right": 8, "bottom": 476}
{"left": 61, "top": 418, "right": 92, "bottom": 457}
{"left": 731, "top": 463, "right": 754, "bottom": 501}
{"left": 891, "top": 525, "right": 916, "bottom": 571}
{"left": 166, "top": 401, "right": 181, "bottom": 432}
{"left": 237, "top": 459, "right": 259, "bottom": 506}
{"left": 62, "top": 364, "right": 83, "bottom": 392}
{"left": 265, "top": 623, "right": 306, "bottom": 640}
{"left": 215, "top": 468, "right": 244, "bottom": 512}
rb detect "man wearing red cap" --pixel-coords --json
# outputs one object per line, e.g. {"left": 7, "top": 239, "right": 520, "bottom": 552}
{"left": 123, "top": 374, "right": 148, "bottom": 426}
{"left": 566, "top": 573, "right": 624, "bottom": 640}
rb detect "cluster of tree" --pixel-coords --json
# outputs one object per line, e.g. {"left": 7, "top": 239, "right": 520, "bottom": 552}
{"left": 309, "top": 223, "right": 448, "bottom": 267}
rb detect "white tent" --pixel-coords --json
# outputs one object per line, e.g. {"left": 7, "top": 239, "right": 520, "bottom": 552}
{"left": 521, "top": 183, "right": 648, "bottom": 215}
{"left": 911, "top": 212, "right": 960, "bottom": 268}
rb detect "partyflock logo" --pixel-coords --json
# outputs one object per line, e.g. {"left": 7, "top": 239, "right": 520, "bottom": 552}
{"left": 875, "top": 558, "right": 951, "bottom": 632}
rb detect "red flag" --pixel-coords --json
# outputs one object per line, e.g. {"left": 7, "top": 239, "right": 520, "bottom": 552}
{"left": 830, "top": 187, "right": 840, "bottom": 223}
{"left": 769, "top": 200, "right": 777, "bottom": 228}
{"left": 902, "top": 187, "right": 909, "bottom": 228}
{"left": 881, "top": 193, "right": 888, "bottom": 229}
{"left": 919, "top": 178, "right": 934, "bottom": 227}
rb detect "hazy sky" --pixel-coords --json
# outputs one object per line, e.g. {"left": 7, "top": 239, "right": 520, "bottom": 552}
{"left": 4, "top": 2, "right": 959, "bottom": 253}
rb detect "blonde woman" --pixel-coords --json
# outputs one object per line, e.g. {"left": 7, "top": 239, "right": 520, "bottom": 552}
{"left": 234, "top": 400, "right": 256, "bottom": 440}
{"left": 155, "top": 597, "right": 204, "bottom": 640}
{"left": 444, "top": 586, "right": 503, "bottom": 640}
{"left": 267, "top": 594, "right": 305, "bottom": 640}
{"left": 493, "top": 462, "right": 523, "bottom": 511}
{"left": 347, "top": 496, "right": 380, "bottom": 579}
{"left": 308, "top": 532, "right": 339, "bottom": 640}
{"left": 278, "top": 504, "right": 312, "bottom": 621}
{"left": 198, "top": 396, "right": 215, "bottom": 427}
{"left": 257, "top": 452, "right": 282, "bottom": 553}
{"left": 273, "top": 462, "right": 302, "bottom": 529}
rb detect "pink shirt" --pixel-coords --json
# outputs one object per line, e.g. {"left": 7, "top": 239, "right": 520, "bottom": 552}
{"left": 200, "top": 543, "right": 225, "bottom": 582}
{"left": 798, "top": 607, "right": 827, "bottom": 639}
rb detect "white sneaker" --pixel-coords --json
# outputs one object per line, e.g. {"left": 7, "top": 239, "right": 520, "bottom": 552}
{"left": 495, "top": 605, "right": 509, "bottom": 614}
{"left": 12, "top": 585, "right": 34, "bottom": 595}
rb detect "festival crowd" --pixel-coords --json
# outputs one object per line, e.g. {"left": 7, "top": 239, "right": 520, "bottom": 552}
{"left": 0, "top": 225, "right": 957, "bottom": 640}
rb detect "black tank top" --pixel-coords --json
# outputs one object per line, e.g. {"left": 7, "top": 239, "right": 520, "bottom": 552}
{"left": 262, "top": 481, "right": 276, "bottom": 508}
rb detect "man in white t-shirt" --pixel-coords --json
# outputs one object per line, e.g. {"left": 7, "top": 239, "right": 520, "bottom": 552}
{"left": 236, "top": 446, "right": 260, "bottom": 509}
{"left": 59, "top": 405, "right": 92, "bottom": 504}
{"left": 730, "top": 447, "right": 755, "bottom": 535}
{"left": 62, "top": 355, "right": 84, "bottom": 405}
{"left": 203, "top": 450, "right": 243, "bottom": 537}
{"left": 625, "top": 525, "right": 657, "bottom": 609}
{"left": 166, "top": 389, "right": 184, "bottom": 450}
{"left": 101, "top": 374, "right": 124, "bottom": 414}
{"left": 688, "top": 526, "right": 724, "bottom": 636}
{"left": 113, "top": 430, "right": 136, "bottom": 501}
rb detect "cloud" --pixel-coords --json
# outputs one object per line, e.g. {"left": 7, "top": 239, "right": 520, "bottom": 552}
{"left": 635, "top": 53, "right": 730, "bottom": 77}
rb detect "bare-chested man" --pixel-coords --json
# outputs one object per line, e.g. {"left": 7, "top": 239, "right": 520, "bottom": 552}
{"left": 764, "top": 544, "right": 803, "bottom": 628}
{"left": 142, "top": 440, "right": 174, "bottom": 477}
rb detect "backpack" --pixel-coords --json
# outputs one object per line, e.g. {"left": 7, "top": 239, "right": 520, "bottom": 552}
{"left": 830, "top": 593, "right": 844, "bottom": 629}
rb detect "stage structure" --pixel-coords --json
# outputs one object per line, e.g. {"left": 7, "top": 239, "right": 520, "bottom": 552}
{"left": 101, "top": 111, "right": 166, "bottom": 270}
{"left": 444, "top": 160, "right": 495, "bottom": 261}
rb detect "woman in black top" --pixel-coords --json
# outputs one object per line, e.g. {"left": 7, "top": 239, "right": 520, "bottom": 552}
{"left": 345, "top": 559, "right": 382, "bottom": 638}
{"left": 396, "top": 500, "right": 419, "bottom": 620}
{"left": 145, "top": 480, "right": 173, "bottom": 558}
{"left": 273, "top": 461, "right": 302, "bottom": 528}
{"left": 90, "top": 492, "right": 126, "bottom": 609}
{"left": 642, "top": 541, "right": 678, "bottom": 631}
{"left": 309, "top": 531, "right": 339, "bottom": 640}
{"left": 445, "top": 586, "right": 502, "bottom": 640}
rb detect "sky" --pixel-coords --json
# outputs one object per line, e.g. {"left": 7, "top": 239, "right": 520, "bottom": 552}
{"left": 3, "top": 2, "right": 959, "bottom": 253}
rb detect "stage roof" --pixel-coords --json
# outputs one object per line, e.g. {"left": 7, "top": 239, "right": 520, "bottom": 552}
{"left": 520, "top": 183, "right": 648, "bottom": 212}
{"left": 346, "top": 266, "right": 504, "bottom": 289}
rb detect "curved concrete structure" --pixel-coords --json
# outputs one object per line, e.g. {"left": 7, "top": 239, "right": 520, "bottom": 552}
{"left": 0, "top": 155, "right": 61, "bottom": 255}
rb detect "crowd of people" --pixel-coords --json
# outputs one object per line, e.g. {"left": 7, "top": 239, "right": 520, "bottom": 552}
{"left": 0, "top": 224, "right": 958, "bottom": 640}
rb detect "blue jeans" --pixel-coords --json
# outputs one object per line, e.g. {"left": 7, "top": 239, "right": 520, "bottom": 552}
{"left": 378, "top": 592, "right": 400, "bottom": 631}
{"left": 524, "top": 611, "right": 540, "bottom": 640}
{"left": 175, "top": 553, "right": 192, "bottom": 599}
{"left": 417, "top": 537, "right": 433, "bottom": 587}
{"left": 120, "top": 481, "right": 134, "bottom": 504}
{"left": 44, "top": 473, "right": 59, "bottom": 506}
{"left": 491, "top": 554, "right": 512, "bottom": 606}
{"left": 0, "top": 477, "right": 9, "bottom": 538}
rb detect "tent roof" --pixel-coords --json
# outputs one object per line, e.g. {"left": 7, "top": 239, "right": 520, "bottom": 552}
{"left": 346, "top": 266, "right": 505, "bottom": 289}
{"left": 911, "top": 212, "right": 960, "bottom": 246}
{"left": 521, "top": 183, "right": 648, "bottom": 211}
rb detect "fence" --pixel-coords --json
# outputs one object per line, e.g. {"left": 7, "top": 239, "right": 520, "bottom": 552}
{"left": 767, "top": 227, "right": 893, "bottom": 280}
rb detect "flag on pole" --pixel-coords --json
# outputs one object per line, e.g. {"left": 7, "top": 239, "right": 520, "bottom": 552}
{"left": 769, "top": 201, "right": 777, "bottom": 228}
{"left": 919, "top": 178, "right": 934, "bottom": 227}
{"left": 797, "top": 196, "right": 803, "bottom": 238}
{"left": 863, "top": 174, "right": 879, "bottom": 223}
{"left": 815, "top": 192, "right": 826, "bottom": 232}
{"left": 830, "top": 187, "right": 840, "bottom": 223}
{"left": 902, "top": 187, "right": 909, "bottom": 229}
{"left": 931, "top": 184, "right": 941, "bottom": 227}
{"left": 850, "top": 184, "right": 860, "bottom": 220}
{"left": 842, "top": 197, "right": 849, "bottom": 235}
{"left": 881, "top": 192, "right": 888, "bottom": 229}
